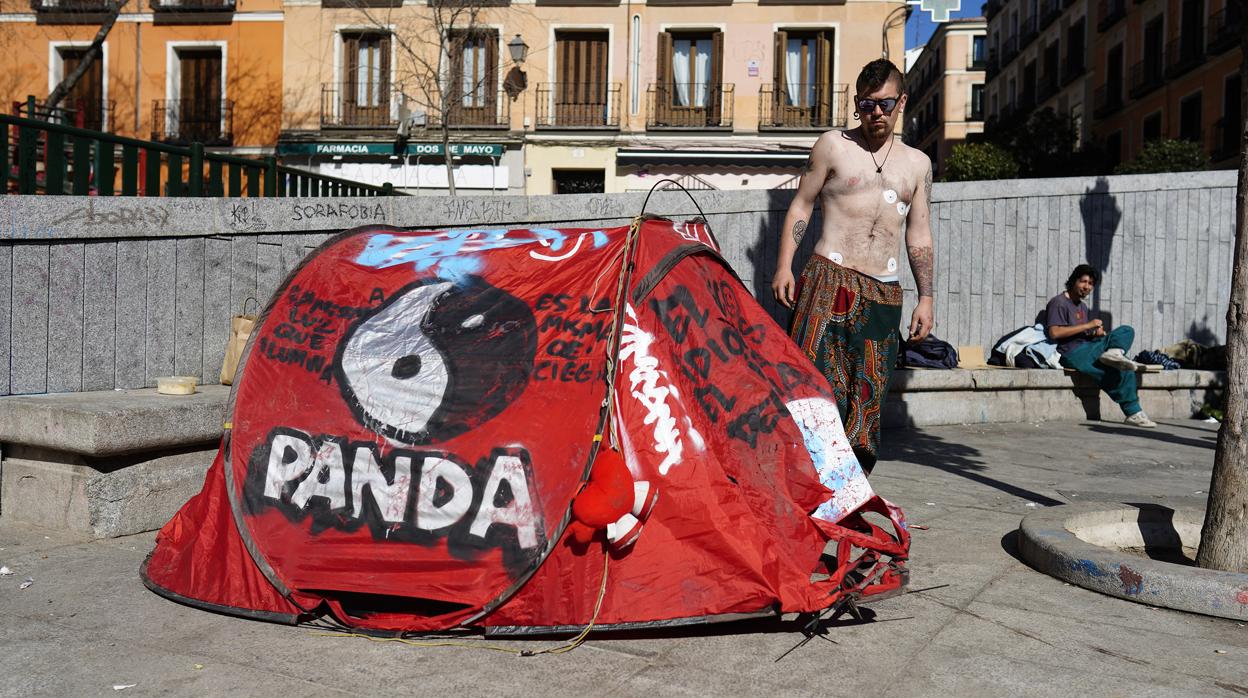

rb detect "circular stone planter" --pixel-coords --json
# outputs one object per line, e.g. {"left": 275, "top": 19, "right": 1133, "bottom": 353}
{"left": 1017, "top": 503, "right": 1248, "bottom": 621}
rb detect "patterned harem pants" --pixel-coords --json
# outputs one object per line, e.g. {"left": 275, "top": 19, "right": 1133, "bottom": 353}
{"left": 789, "top": 254, "right": 902, "bottom": 474}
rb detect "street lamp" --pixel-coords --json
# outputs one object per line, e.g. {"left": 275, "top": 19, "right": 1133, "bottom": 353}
{"left": 507, "top": 34, "right": 529, "bottom": 64}
{"left": 504, "top": 34, "right": 530, "bottom": 100}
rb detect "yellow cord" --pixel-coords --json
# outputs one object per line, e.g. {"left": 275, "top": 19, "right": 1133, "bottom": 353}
{"left": 310, "top": 550, "right": 611, "bottom": 657}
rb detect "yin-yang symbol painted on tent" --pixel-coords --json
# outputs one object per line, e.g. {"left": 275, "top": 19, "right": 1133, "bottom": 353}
{"left": 336, "top": 276, "right": 538, "bottom": 444}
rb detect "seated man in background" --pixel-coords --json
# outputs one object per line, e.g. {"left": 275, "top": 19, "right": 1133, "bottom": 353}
{"left": 1044, "top": 264, "right": 1156, "bottom": 428}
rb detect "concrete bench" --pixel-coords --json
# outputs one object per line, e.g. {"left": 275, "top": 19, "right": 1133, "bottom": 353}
{"left": 884, "top": 368, "right": 1223, "bottom": 429}
{"left": 0, "top": 368, "right": 1223, "bottom": 539}
{"left": 0, "top": 387, "right": 228, "bottom": 538}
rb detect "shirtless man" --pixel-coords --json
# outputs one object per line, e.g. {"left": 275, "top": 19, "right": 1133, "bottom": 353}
{"left": 771, "top": 58, "right": 935, "bottom": 474}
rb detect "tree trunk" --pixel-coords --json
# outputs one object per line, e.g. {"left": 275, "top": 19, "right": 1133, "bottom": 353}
{"left": 1196, "top": 19, "right": 1248, "bottom": 573}
{"left": 46, "top": 0, "right": 126, "bottom": 111}
{"left": 441, "top": 125, "right": 457, "bottom": 197}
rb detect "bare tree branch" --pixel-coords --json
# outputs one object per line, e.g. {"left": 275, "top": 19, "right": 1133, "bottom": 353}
{"left": 46, "top": 0, "right": 128, "bottom": 111}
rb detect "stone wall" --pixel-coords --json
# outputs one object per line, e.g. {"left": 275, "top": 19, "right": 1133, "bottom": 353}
{"left": 0, "top": 169, "right": 1236, "bottom": 396}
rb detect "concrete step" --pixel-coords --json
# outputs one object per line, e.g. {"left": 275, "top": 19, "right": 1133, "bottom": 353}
{"left": 0, "top": 387, "right": 227, "bottom": 538}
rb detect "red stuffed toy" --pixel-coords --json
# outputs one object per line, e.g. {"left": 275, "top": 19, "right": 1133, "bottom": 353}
{"left": 568, "top": 447, "right": 658, "bottom": 549}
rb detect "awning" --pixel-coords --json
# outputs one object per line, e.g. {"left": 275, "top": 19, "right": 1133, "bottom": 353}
{"left": 616, "top": 149, "right": 809, "bottom": 167}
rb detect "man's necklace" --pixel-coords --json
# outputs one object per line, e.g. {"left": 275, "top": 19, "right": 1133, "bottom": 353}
{"left": 868, "top": 136, "right": 895, "bottom": 174}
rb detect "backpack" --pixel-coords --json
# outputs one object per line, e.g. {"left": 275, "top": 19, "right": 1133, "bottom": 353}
{"left": 901, "top": 335, "right": 959, "bottom": 369}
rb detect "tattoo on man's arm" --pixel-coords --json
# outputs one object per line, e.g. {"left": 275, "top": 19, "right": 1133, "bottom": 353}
{"left": 908, "top": 245, "right": 934, "bottom": 297}
{"left": 792, "top": 219, "right": 808, "bottom": 245}
{"left": 923, "top": 167, "right": 933, "bottom": 201}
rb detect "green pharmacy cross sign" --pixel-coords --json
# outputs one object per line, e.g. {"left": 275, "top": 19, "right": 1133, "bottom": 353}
{"left": 278, "top": 142, "right": 505, "bottom": 157}
{"left": 910, "top": 0, "right": 961, "bottom": 22}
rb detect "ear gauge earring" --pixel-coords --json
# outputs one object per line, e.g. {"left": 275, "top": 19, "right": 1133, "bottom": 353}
{"left": 853, "top": 111, "right": 860, "bottom": 120}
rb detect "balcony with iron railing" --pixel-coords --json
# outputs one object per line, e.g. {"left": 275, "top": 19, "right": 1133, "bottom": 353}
{"left": 1036, "top": 73, "right": 1059, "bottom": 102}
{"left": 150, "top": 0, "right": 236, "bottom": 11}
{"left": 1092, "top": 84, "right": 1123, "bottom": 118}
{"left": 1019, "top": 15, "right": 1040, "bottom": 49}
{"left": 971, "top": 50, "right": 988, "bottom": 71}
{"left": 442, "top": 89, "right": 511, "bottom": 129}
{"left": 29, "top": 0, "right": 111, "bottom": 10}
{"left": 758, "top": 83, "right": 848, "bottom": 131}
{"left": 534, "top": 82, "right": 620, "bottom": 129}
{"left": 1165, "top": 36, "right": 1204, "bottom": 79}
{"left": 1040, "top": 0, "right": 1063, "bottom": 29}
{"left": 1001, "top": 35, "right": 1020, "bottom": 66}
{"left": 321, "top": 82, "right": 402, "bottom": 129}
{"left": 320, "top": 82, "right": 511, "bottom": 131}
{"left": 1096, "top": 0, "right": 1126, "bottom": 31}
{"left": 646, "top": 83, "right": 734, "bottom": 130}
{"left": 151, "top": 99, "right": 233, "bottom": 146}
{"left": 1062, "top": 54, "right": 1086, "bottom": 85}
{"left": 1128, "top": 56, "right": 1165, "bottom": 98}
{"left": 1208, "top": 4, "right": 1242, "bottom": 55}
{"left": 986, "top": 48, "right": 1000, "bottom": 79}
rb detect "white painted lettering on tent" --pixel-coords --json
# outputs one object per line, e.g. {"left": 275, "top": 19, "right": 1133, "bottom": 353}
{"left": 415, "top": 457, "right": 474, "bottom": 531}
{"left": 619, "top": 304, "right": 685, "bottom": 475}
{"left": 264, "top": 431, "right": 315, "bottom": 500}
{"left": 351, "top": 448, "right": 413, "bottom": 523}
{"left": 469, "top": 455, "right": 539, "bottom": 549}
{"left": 291, "top": 441, "right": 349, "bottom": 510}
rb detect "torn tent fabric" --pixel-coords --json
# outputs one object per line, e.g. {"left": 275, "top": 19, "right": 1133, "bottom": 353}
{"left": 142, "top": 219, "right": 909, "bottom": 633}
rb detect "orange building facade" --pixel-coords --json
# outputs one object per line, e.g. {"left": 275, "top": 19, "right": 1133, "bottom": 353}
{"left": 0, "top": 0, "right": 285, "bottom": 153}
{"left": 276, "top": 0, "right": 910, "bottom": 195}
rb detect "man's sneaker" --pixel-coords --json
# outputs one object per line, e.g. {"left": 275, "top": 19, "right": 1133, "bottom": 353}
{"left": 1099, "top": 348, "right": 1141, "bottom": 371}
{"left": 1125, "top": 412, "right": 1158, "bottom": 428}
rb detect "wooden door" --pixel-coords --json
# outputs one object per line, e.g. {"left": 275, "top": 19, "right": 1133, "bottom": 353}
{"left": 178, "top": 48, "right": 222, "bottom": 142}
{"left": 343, "top": 33, "right": 391, "bottom": 127}
{"left": 555, "top": 32, "right": 608, "bottom": 126}
{"left": 60, "top": 48, "right": 104, "bottom": 130}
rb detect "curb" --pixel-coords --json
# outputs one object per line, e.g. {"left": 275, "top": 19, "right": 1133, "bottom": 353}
{"left": 1017, "top": 503, "right": 1248, "bottom": 621}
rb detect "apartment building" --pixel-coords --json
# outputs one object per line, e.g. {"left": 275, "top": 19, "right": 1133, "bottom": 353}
{"left": 984, "top": 0, "right": 1241, "bottom": 169}
{"left": 277, "top": 0, "right": 909, "bottom": 195}
{"left": 0, "top": 0, "right": 284, "bottom": 154}
{"left": 903, "top": 17, "right": 987, "bottom": 175}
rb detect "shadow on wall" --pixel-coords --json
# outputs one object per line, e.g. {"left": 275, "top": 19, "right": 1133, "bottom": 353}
{"left": 747, "top": 189, "right": 821, "bottom": 331}
{"left": 1186, "top": 316, "right": 1220, "bottom": 345}
{"left": 1079, "top": 177, "right": 1122, "bottom": 314}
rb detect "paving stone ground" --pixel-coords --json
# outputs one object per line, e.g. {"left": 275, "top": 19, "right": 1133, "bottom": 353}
{"left": 2, "top": 419, "right": 1246, "bottom": 697}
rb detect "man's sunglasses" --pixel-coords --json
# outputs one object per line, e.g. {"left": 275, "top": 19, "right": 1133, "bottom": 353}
{"left": 856, "top": 97, "right": 900, "bottom": 114}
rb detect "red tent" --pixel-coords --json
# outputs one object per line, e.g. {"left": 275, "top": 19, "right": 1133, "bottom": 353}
{"left": 142, "top": 218, "right": 909, "bottom": 633}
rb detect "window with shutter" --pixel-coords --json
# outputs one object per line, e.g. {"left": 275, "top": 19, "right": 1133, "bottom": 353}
{"left": 58, "top": 47, "right": 105, "bottom": 131}
{"left": 448, "top": 29, "right": 498, "bottom": 126}
{"left": 177, "top": 48, "right": 223, "bottom": 143}
{"left": 342, "top": 32, "right": 392, "bottom": 127}
{"left": 554, "top": 31, "right": 609, "bottom": 126}
{"left": 771, "top": 29, "right": 835, "bottom": 128}
{"left": 655, "top": 30, "right": 721, "bottom": 127}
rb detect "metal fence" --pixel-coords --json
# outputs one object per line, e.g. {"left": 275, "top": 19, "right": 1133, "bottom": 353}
{"left": 2, "top": 105, "right": 400, "bottom": 197}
